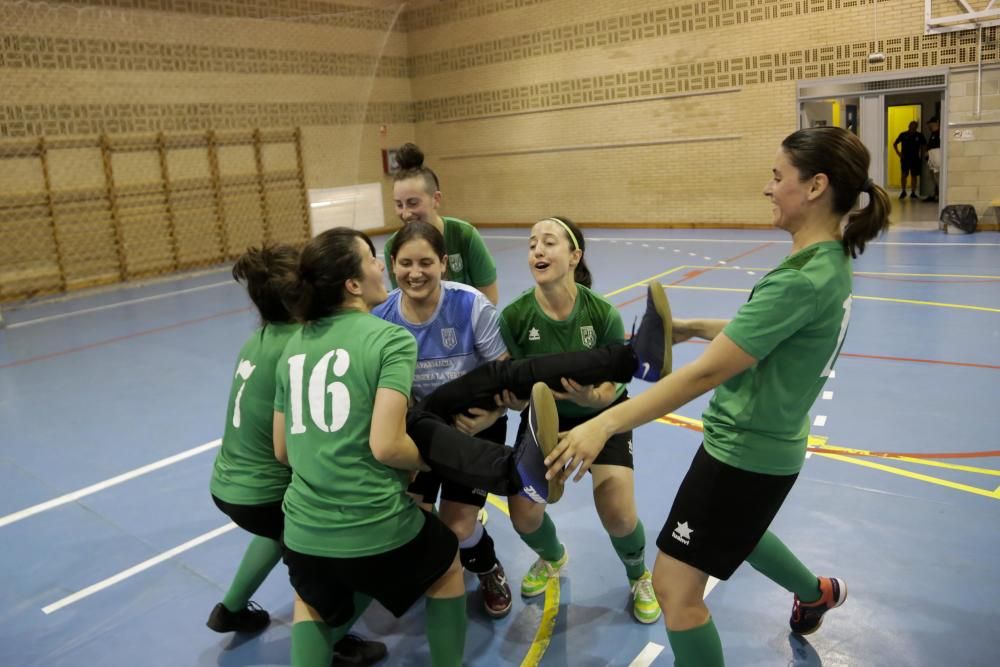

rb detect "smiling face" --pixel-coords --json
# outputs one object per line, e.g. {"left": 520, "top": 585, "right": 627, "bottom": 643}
{"left": 393, "top": 176, "right": 440, "bottom": 225}
{"left": 392, "top": 237, "right": 446, "bottom": 304}
{"left": 528, "top": 219, "right": 581, "bottom": 287}
{"left": 763, "top": 147, "right": 817, "bottom": 233}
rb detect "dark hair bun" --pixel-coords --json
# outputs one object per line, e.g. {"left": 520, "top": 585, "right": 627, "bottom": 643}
{"left": 397, "top": 143, "right": 425, "bottom": 170}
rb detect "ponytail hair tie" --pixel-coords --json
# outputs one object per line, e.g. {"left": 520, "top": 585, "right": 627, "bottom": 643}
{"left": 861, "top": 178, "right": 874, "bottom": 194}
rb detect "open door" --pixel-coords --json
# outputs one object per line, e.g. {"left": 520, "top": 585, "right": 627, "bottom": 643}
{"left": 886, "top": 105, "right": 921, "bottom": 189}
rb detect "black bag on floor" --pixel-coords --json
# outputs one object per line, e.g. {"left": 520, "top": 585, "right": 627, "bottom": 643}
{"left": 940, "top": 205, "right": 978, "bottom": 233}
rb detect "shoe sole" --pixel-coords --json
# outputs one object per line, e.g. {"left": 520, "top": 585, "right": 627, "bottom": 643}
{"left": 649, "top": 281, "right": 672, "bottom": 376}
{"left": 531, "top": 382, "right": 563, "bottom": 504}
{"left": 633, "top": 609, "right": 662, "bottom": 624}
{"left": 795, "top": 579, "right": 848, "bottom": 636}
{"left": 484, "top": 601, "right": 513, "bottom": 618}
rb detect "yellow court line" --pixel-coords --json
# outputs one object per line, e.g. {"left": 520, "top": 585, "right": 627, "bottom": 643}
{"left": 853, "top": 295, "right": 1000, "bottom": 313}
{"left": 811, "top": 452, "right": 1000, "bottom": 501}
{"left": 816, "top": 444, "right": 1000, "bottom": 477}
{"left": 603, "top": 265, "right": 688, "bottom": 298}
{"left": 486, "top": 495, "right": 562, "bottom": 667}
{"left": 683, "top": 266, "right": 1000, "bottom": 279}
{"left": 654, "top": 416, "right": 1000, "bottom": 499}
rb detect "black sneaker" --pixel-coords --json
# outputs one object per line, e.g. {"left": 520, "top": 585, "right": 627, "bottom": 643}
{"left": 898, "top": 190, "right": 907, "bottom": 199}
{"left": 910, "top": 191, "right": 919, "bottom": 199}
{"left": 206, "top": 601, "right": 270, "bottom": 634}
{"left": 630, "top": 281, "right": 672, "bottom": 381}
{"left": 789, "top": 577, "right": 847, "bottom": 635}
{"left": 513, "top": 383, "right": 562, "bottom": 504}
{"left": 332, "top": 634, "right": 388, "bottom": 666}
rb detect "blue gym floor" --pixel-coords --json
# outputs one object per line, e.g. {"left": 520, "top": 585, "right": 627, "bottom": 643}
{"left": 1, "top": 228, "right": 998, "bottom": 666}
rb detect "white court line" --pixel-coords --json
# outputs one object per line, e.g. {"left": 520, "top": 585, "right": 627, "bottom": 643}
{"left": 6, "top": 281, "right": 234, "bottom": 329}
{"left": 0, "top": 439, "right": 221, "bottom": 528}
{"left": 814, "top": 415, "right": 828, "bottom": 427}
{"left": 628, "top": 642, "right": 665, "bottom": 667}
{"left": 42, "top": 522, "right": 237, "bottom": 614}
{"left": 481, "top": 234, "right": 1000, "bottom": 247}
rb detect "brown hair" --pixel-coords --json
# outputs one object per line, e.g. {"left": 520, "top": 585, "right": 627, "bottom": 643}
{"left": 392, "top": 143, "right": 440, "bottom": 195}
{"left": 231, "top": 244, "right": 299, "bottom": 324}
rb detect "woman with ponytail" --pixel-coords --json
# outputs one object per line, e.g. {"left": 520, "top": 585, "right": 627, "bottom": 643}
{"left": 550, "top": 127, "right": 891, "bottom": 666}
{"left": 386, "top": 143, "right": 499, "bottom": 304}
{"left": 207, "top": 244, "right": 385, "bottom": 666}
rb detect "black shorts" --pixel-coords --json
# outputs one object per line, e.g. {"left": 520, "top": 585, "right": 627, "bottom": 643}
{"left": 212, "top": 494, "right": 284, "bottom": 542}
{"left": 283, "top": 509, "right": 458, "bottom": 626}
{"left": 408, "top": 416, "right": 508, "bottom": 507}
{"left": 901, "top": 159, "right": 922, "bottom": 176}
{"left": 656, "top": 444, "right": 798, "bottom": 580}
{"left": 516, "top": 393, "right": 634, "bottom": 470}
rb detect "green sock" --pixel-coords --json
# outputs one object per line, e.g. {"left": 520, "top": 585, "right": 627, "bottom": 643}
{"left": 515, "top": 513, "right": 565, "bottom": 562}
{"left": 745, "top": 531, "right": 821, "bottom": 602}
{"left": 609, "top": 519, "right": 647, "bottom": 581}
{"left": 329, "top": 593, "right": 372, "bottom": 644}
{"left": 291, "top": 620, "right": 334, "bottom": 667}
{"left": 221, "top": 535, "right": 283, "bottom": 612}
{"left": 666, "top": 617, "right": 724, "bottom": 667}
{"left": 425, "top": 594, "right": 467, "bottom": 667}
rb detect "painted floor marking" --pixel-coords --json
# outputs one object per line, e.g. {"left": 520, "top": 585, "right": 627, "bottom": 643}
{"left": 0, "top": 439, "right": 222, "bottom": 529}
{"left": 42, "top": 522, "right": 238, "bottom": 614}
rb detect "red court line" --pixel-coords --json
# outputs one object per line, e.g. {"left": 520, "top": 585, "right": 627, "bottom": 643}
{"left": 839, "top": 351, "right": 1000, "bottom": 371}
{"left": 616, "top": 241, "right": 774, "bottom": 308}
{"left": 659, "top": 415, "right": 999, "bottom": 460}
{"left": 855, "top": 275, "right": 1000, "bottom": 284}
{"left": 0, "top": 306, "right": 252, "bottom": 369}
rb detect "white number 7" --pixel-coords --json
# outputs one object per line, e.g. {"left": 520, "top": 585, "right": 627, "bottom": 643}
{"left": 232, "top": 359, "right": 256, "bottom": 428}
{"left": 821, "top": 295, "right": 852, "bottom": 378}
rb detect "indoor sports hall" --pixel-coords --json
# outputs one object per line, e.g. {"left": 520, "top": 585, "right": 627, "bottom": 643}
{"left": 1, "top": 2, "right": 998, "bottom": 667}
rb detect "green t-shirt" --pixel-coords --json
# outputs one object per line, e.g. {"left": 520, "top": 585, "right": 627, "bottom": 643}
{"left": 210, "top": 322, "right": 299, "bottom": 505}
{"left": 500, "top": 284, "right": 626, "bottom": 418}
{"left": 274, "top": 310, "right": 423, "bottom": 558}
{"left": 703, "top": 241, "right": 853, "bottom": 475}
{"left": 384, "top": 217, "right": 497, "bottom": 289}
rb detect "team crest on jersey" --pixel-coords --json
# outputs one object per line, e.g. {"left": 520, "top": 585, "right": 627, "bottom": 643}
{"left": 580, "top": 325, "right": 596, "bottom": 348}
{"left": 441, "top": 327, "right": 458, "bottom": 350}
{"left": 448, "top": 254, "right": 464, "bottom": 273}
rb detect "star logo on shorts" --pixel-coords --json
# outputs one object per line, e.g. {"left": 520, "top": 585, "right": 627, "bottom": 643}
{"left": 672, "top": 521, "right": 693, "bottom": 545}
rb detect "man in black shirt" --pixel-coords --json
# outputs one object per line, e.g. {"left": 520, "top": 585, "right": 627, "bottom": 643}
{"left": 893, "top": 121, "right": 926, "bottom": 199}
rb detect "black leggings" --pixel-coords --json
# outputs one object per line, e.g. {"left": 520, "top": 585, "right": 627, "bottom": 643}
{"left": 409, "top": 344, "right": 636, "bottom": 496}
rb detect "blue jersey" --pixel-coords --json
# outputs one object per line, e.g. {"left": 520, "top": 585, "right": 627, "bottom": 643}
{"left": 372, "top": 281, "right": 507, "bottom": 401}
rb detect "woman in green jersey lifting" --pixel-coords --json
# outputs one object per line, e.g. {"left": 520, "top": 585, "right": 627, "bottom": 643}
{"left": 549, "top": 127, "right": 892, "bottom": 666}
{"left": 497, "top": 216, "right": 663, "bottom": 625}
{"left": 271, "top": 228, "right": 562, "bottom": 667}
{"left": 385, "top": 143, "right": 499, "bottom": 304}
{"left": 206, "top": 245, "right": 384, "bottom": 666}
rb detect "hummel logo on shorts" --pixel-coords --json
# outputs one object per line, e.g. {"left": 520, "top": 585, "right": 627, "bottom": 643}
{"left": 672, "top": 521, "right": 693, "bottom": 545}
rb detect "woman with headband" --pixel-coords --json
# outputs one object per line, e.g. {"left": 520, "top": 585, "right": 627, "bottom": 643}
{"left": 496, "top": 216, "right": 663, "bottom": 625}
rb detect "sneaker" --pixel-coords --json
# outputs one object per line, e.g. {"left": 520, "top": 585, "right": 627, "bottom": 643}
{"left": 332, "top": 633, "right": 388, "bottom": 666}
{"left": 789, "top": 577, "right": 847, "bottom": 635}
{"left": 910, "top": 191, "right": 919, "bottom": 199}
{"left": 206, "top": 601, "right": 269, "bottom": 634}
{"left": 629, "top": 571, "right": 662, "bottom": 624}
{"left": 630, "top": 281, "right": 672, "bottom": 381}
{"left": 898, "top": 190, "right": 907, "bottom": 199}
{"left": 521, "top": 547, "right": 569, "bottom": 598}
{"left": 513, "top": 382, "right": 563, "bottom": 504}
{"left": 478, "top": 563, "right": 513, "bottom": 618}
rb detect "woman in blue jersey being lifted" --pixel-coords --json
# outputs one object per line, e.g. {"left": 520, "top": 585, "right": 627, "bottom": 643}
{"left": 373, "top": 220, "right": 514, "bottom": 618}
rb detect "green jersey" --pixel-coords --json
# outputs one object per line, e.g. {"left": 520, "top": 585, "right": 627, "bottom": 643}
{"left": 500, "top": 284, "right": 626, "bottom": 418}
{"left": 274, "top": 310, "right": 423, "bottom": 558}
{"left": 210, "top": 322, "right": 298, "bottom": 505}
{"left": 703, "top": 241, "right": 853, "bottom": 475}
{"left": 384, "top": 217, "right": 497, "bottom": 289}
